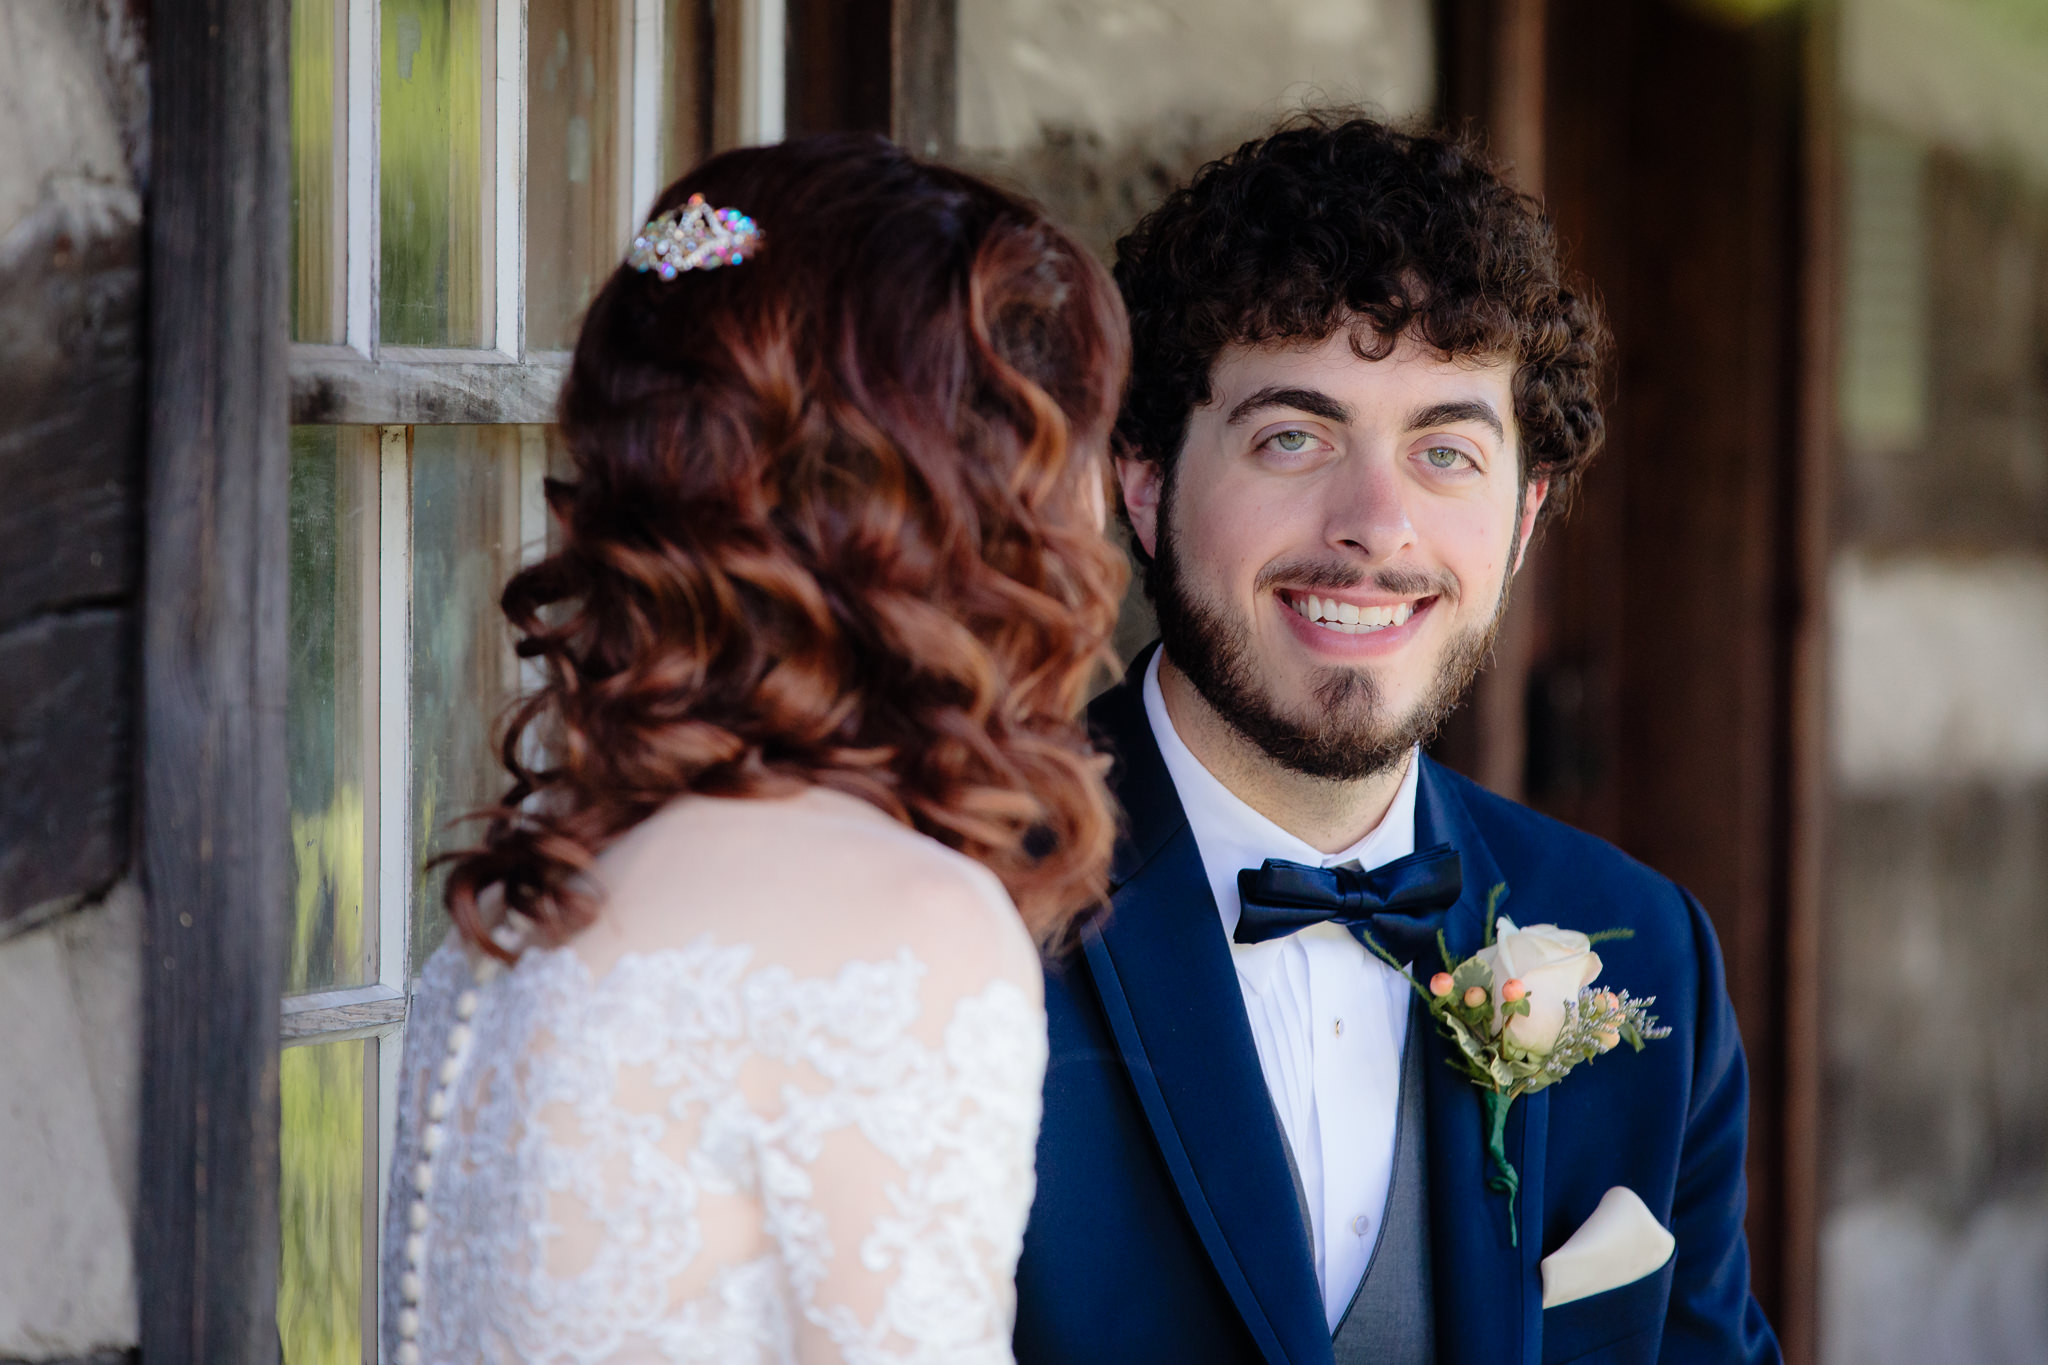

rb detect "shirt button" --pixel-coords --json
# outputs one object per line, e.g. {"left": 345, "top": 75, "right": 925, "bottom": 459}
{"left": 1353, "top": 1214, "right": 1372, "bottom": 1236}
{"left": 1333, "top": 1017, "right": 1344, "bottom": 1037}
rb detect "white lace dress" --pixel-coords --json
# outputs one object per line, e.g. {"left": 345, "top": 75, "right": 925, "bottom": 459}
{"left": 379, "top": 792, "right": 1049, "bottom": 1365}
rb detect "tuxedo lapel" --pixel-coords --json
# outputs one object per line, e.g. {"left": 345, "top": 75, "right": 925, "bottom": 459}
{"left": 1081, "top": 663, "right": 1330, "bottom": 1365}
{"left": 1415, "top": 758, "right": 1545, "bottom": 1365}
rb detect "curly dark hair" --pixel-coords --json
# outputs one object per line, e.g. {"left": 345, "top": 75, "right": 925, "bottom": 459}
{"left": 443, "top": 133, "right": 1131, "bottom": 956}
{"left": 1114, "top": 112, "right": 1609, "bottom": 561}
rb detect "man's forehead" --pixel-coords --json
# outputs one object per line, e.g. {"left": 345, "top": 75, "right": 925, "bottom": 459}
{"left": 1203, "top": 330, "right": 1517, "bottom": 411}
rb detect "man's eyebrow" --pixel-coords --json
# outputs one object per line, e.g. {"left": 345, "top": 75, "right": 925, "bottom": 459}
{"left": 1225, "top": 386, "right": 1354, "bottom": 426}
{"left": 1409, "top": 399, "right": 1506, "bottom": 442}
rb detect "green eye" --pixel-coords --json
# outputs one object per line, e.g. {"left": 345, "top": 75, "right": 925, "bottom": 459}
{"left": 1425, "top": 446, "right": 1467, "bottom": 469}
{"left": 1271, "top": 430, "right": 1312, "bottom": 453}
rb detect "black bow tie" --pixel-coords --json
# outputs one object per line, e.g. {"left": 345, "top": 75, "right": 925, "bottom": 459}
{"left": 1235, "top": 844, "right": 1464, "bottom": 958}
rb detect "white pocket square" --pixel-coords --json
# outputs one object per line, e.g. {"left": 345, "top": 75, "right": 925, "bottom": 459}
{"left": 1540, "top": 1186, "right": 1676, "bottom": 1309}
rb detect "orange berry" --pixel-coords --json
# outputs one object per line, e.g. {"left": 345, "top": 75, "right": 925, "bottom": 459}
{"left": 1462, "top": 985, "right": 1488, "bottom": 1009}
{"left": 1500, "top": 978, "right": 1527, "bottom": 1003}
{"left": 1430, "top": 972, "right": 1455, "bottom": 998}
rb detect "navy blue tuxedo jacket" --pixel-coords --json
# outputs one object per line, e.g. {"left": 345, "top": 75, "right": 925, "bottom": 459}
{"left": 1013, "top": 650, "right": 1780, "bottom": 1365}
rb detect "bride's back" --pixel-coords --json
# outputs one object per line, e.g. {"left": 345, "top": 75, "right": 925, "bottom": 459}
{"left": 381, "top": 134, "right": 1130, "bottom": 1365}
{"left": 389, "top": 790, "right": 1044, "bottom": 1363}
{"left": 573, "top": 788, "right": 1036, "bottom": 988}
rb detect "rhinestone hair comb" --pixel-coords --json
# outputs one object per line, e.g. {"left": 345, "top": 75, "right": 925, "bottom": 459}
{"left": 627, "top": 194, "right": 763, "bottom": 279}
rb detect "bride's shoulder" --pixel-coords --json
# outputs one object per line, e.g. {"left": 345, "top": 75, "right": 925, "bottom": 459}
{"left": 575, "top": 788, "right": 1039, "bottom": 990}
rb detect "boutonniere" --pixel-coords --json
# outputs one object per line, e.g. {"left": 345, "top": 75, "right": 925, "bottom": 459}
{"left": 1362, "top": 887, "right": 1670, "bottom": 1246}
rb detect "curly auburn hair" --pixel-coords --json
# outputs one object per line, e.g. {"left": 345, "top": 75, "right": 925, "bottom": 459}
{"left": 1113, "top": 112, "right": 1609, "bottom": 563}
{"left": 443, "top": 133, "right": 1131, "bottom": 956}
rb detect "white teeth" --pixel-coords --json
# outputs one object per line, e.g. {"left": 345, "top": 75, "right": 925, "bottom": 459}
{"left": 1286, "top": 593, "right": 1421, "bottom": 633}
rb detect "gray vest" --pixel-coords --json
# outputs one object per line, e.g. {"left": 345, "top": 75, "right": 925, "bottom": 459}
{"left": 1276, "top": 1004, "right": 1436, "bottom": 1364}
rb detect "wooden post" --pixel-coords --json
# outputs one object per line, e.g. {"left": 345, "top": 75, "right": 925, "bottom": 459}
{"left": 1431, "top": 0, "right": 1550, "bottom": 801}
{"left": 1775, "top": 9, "right": 1839, "bottom": 1362}
{"left": 891, "top": 0, "right": 956, "bottom": 161}
{"left": 137, "top": 0, "right": 291, "bottom": 1360}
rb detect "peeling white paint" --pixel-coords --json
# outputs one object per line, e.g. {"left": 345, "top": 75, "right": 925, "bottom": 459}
{"left": 0, "top": 887, "right": 140, "bottom": 1357}
{"left": 1830, "top": 553, "right": 2048, "bottom": 791}
{"left": 957, "top": 0, "right": 1434, "bottom": 155}
{"left": 1822, "top": 1194, "right": 2048, "bottom": 1365}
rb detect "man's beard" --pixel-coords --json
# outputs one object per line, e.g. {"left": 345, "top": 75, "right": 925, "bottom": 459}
{"left": 1150, "top": 513, "right": 1512, "bottom": 782}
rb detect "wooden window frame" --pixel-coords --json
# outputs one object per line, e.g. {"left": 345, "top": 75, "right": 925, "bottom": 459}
{"left": 140, "top": 2, "right": 784, "bottom": 1359}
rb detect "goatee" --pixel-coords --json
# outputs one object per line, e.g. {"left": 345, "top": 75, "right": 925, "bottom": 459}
{"left": 1150, "top": 522, "right": 1507, "bottom": 782}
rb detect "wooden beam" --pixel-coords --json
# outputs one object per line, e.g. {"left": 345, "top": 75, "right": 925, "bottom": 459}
{"left": 891, "top": 0, "right": 955, "bottom": 160}
{"left": 1429, "top": 0, "right": 1550, "bottom": 801}
{"left": 786, "top": 0, "right": 891, "bottom": 138}
{"left": 289, "top": 349, "right": 567, "bottom": 425}
{"left": 137, "top": 0, "right": 290, "bottom": 1361}
{"left": 1774, "top": 9, "right": 1840, "bottom": 1363}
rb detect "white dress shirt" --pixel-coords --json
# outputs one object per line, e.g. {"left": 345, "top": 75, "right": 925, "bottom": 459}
{"left": 1142, "top": 649, "right": 1419, "bottom": 1331}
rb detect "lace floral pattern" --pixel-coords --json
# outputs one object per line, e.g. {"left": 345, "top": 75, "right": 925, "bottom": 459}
{"left": 383, "top": 930, "right": 1046, "bottom": 1365}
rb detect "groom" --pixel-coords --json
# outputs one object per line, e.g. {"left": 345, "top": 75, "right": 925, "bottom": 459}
{"left": 1012, "top": 116, "right": 1779, "bottom": 1364}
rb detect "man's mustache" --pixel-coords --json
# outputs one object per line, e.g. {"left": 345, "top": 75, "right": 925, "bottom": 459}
{"left": 1252, "top": 559, "right": 1459, "bottom": 604}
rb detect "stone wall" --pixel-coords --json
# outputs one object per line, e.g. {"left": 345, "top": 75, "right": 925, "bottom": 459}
{"left": 0, "top": 1, "right": 148, "bottom": 1359}
{"left": 1819, "top": 1, "right": 2048, "bottom": 1359}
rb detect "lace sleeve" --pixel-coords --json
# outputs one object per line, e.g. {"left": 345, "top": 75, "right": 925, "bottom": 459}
{"left": 750, "top": 942, "right": 1047, "bottom": 1365}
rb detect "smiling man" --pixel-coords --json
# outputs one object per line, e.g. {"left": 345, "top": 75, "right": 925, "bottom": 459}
{"left": 1012, "top": 117, "right": 1780, "bottom": 1365}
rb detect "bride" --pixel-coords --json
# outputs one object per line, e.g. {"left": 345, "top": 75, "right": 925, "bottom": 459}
{"left": 380, "top": 133, "right": 1129, "bottom": 1364}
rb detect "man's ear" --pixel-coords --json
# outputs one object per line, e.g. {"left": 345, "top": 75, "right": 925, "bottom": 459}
{"left": 1117, "top": 456, "right": 1164, "bottom": 560}
{"left": 1511, "top": 476, "right": 1551, "bottom": 575}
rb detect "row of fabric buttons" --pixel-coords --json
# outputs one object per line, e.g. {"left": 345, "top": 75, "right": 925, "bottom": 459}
{"left": 394, "top": 954, "right": 503, "bottom": 1365}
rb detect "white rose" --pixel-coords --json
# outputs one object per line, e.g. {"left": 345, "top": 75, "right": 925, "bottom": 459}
{"left": 1472, "top": 917, "right": 1604, "bottom": 1054}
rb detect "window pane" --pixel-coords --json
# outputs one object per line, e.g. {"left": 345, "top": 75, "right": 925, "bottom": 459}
{"left": 526, "top": 0, "right": 625, "bottom": 350}
{"left": 382, "top": 0, "right": 492, "bottom": 346}
{"left": 278, "top": 1037, "right": 373, "bottom": 1365}
{"left": 288, "top": 426, "right": 378, "bottom": 994}
{"left": 290, "top": 0, "right": 348, "bottom": 343}
{"left": 411, "top": 426, "right": 546, "bottom": 962}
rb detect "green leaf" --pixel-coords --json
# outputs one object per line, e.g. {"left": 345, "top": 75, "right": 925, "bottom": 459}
{"left": 1586, "top": 928, "right": 1637, "bottom": 944}
{"left": 1452, "top": 958, "right": 1494, "bottom": 995}
{"left": 1482, "top": 883, "right": 1509, "bottom": 946}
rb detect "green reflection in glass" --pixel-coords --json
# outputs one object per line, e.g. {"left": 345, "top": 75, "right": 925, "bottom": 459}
{"left": 527, "top": 0, "right": 623, "bottom": 349}
{"left": 290, "top": 0, "right": 346, "bottom": 343}
{"left": 277, "top": 1038, "right": 367, "bottom": 1365}
{"left": 287, "top": 427, "right": 375, "bottom": 994}
{"left": 382, "top": 0, "right": 489, "bottom": 346}
{"left": 411, "top": 426, "right": 537, "bottom": 962}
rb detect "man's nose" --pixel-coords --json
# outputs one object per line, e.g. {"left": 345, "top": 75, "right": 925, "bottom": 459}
{"left": 1324, "top": 456, "right": 1416, "bottom": 561}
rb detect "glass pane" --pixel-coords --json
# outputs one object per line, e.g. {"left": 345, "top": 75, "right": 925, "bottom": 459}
{"left": 526, "top": 0, "right": 625, "bottom": 350}
{"left": 382, "top": 0, "right": 492, "bottom": 346}
{"left": 278, "top": 1037, "right": 372, "bottom": 1365}
{"left": 411, "top": 426, "right": 546, "bottom": 962}
{"left": 288, "top": 426, "right": 378, "bottom": 994}
{"left": 290, "top": 0, "right": 348, "bottom": 343}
